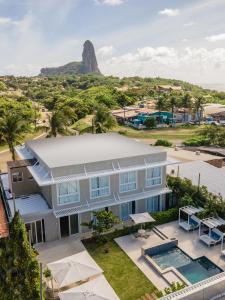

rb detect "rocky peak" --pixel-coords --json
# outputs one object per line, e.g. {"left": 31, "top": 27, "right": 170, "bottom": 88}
{"left": 81, "top": 40, "right": 101, "bottom": 74}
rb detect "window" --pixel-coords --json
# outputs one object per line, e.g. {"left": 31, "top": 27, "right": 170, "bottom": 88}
{"left": 120, "top": 171, "right": 136, "bottom": 193}
{"left": 57, "top": 181, "right": 80, "bottom": 205}
{"left": 146, "top": 167, "right": 162, "bottom": 186}
{"left": 90, "top": 176, "right": 110, "bottom": 199}
{"left": 12, "top": 171, "right": 23, "bottom": 182}
{"left": 146, "top": 196, "right": 159, "bottom": 212}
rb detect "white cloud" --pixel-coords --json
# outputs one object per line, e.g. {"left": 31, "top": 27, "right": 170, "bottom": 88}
{"left": 97, "top": 45, "right": 115, "bottom": 57}
{"left": 0, "top": 17, "right": 20, "bottom": 26}
{"left": 99, "top": 46, "right": 225, "bottom": 83}
{"left": 184, "top": 21, "right": 196, "bottom": 27}
{"left": 159, "top": 8, "right": 180, "bottom": 17}
{"left": 95, "top": 0, "right": 124, "bottom": 6}
{"left": 206, "top": 33, "right": 225, "bottom": 42}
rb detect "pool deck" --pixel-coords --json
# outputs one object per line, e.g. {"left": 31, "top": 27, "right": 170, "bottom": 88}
{"left": 156, "top": 221, "right": 225, "bottom": 271}
{"left": 115, "top": 221, "right": 225, "bottom": 292}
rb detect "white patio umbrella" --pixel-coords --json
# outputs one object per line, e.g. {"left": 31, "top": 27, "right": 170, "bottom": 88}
{"left": 129, "top": 212, "right": 155, "bottom": 229}
{"left": 47, "top": 251, "right": 103, "bottom": 288}
{"left": 59, "top": 275, "right": 120, "bottom": 300}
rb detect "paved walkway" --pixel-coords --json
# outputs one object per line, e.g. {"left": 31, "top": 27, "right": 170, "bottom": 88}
{"left": 115, "top": 232, "right": 169, "bottom": 290}
{"left": 35, "top": 235, "right": 85, "bottom": 268}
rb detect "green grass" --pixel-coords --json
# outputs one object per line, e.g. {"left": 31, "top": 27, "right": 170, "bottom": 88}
{"left": 114, "top": 125, "right": 200, "bottom": 141}
{"left": 84, "top": 240, "right": 157, "bottom": 300}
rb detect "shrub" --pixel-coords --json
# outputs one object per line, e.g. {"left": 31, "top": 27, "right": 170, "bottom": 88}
{"left": 183, "top": 136, "right": 210, "bottom": 146}
{"left": 155, "top": 139, "right": 172, "bottom": 147}
{"left": 144, "top": 117, "right": 156, "bottom": 129}
{"left": 152, "top": 208, "right": 179, "bottom": 225}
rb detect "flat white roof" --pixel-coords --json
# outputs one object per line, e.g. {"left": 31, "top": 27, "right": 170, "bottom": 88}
{"left": 167, "top": 161, "right": 225, "bottom": 199}
{"left": 8, "top": 194, "right": 51, "bottom": 216}
{"left": 24, "top": 133, "right": 165, "bottom": 169}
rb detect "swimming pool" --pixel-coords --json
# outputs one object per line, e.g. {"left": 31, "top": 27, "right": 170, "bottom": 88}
{"left": 150, "top": 246, "right": 222, "bottom": 284}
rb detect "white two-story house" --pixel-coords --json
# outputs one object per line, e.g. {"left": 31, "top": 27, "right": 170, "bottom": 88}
{"left": 0, "top": 133, "right": 174, "bottom": 244}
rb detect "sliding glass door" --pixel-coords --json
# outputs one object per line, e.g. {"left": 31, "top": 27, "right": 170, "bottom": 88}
{"left": 60, "top": 214, "right": 79, "bottom": 238}
{"left": 121, "top": 202, "right": 135, "bottom": 221}
{"left": 25, "top": 219, "right": 45, "bottom": 245}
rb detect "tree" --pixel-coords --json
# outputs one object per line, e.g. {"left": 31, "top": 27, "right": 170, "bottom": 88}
{"left": 48, "top": 104, "right": 76, "bottom": 137}
{"left": 80, "top": 106, "right": 117, "bottom": 134}
{"left": 82, "top": 210, "right": 119, "bottom": 240}
{"left": 170, "top": 96, "right": 177, "bottom": 122}
{"left": 155, "top": 96, "right": 165, "bottom": 124}
{"left": 0, "top": 112, "right": 30, "bottom": 160}
{"left": 144, "top": 117, "right": 156, "bottom": 129}
{"left": 182, "top": 93, "right": 192, "bottom": 123}
{"left": 0, "top": 212, "right": 42, "bottom": 300}
{"left": 194, "top": 96, "right": 204, "bottom": 125}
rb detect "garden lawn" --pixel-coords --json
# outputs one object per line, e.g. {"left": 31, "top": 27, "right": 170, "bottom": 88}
{"left": 84, "top": 240, "right": 157, "bottom": 300}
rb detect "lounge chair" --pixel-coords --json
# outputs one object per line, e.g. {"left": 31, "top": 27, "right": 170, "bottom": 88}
{"left": 199, "top": 234, "right": 216, "bottom": 247}
{"left": 210, "top": 228, "right": 223, "bottom": 244}
{"left": 179, "top": 215, "right": 201, "bottom": 232}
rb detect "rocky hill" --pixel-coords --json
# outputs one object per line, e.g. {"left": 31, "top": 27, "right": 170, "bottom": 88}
{"left": 40, "top": 40, "right": 101, "bottom": 76}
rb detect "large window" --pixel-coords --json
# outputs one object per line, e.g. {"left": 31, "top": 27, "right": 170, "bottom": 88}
{"left": 120, "top": 171, "right": 137, "bottom": 193}
{"left": 146, "top": 196, "right": 160, "bottom": 212}
{"left": 90, "top": 176, "right": 110, "bottom": 199}
{"left": 12, "top": 171, "right": 23, "bottom": 182}
{"left": 146, "top": 167, "right": 162, "bottom": 187}
{"left": 57, "top": 181, "right": 80, "bottom": 205}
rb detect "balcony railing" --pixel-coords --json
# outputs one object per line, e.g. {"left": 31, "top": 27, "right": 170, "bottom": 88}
{"left": 53, "top": 187, "right": 171, "bottom": 218}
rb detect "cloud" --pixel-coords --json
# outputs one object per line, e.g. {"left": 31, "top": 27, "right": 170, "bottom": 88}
{"left": 184, "top": 21, "right": 196, "bottom": 27}
{"left": 158, "top": 8, "right": 180, "bottom": 17}
{"left": 98, "top": 46, "right": 225, "bottom": 83}
{"left": 206, "top": 33, "right": 225, "bottom": 42}
{"left": 0, "top": 17, "right": 20, "bottom": 26}
{"left": 95, "top": 0, "right": 124, "bottom": 5}
{"left": 97, "top": 45, "right": 115, "bottom": 57}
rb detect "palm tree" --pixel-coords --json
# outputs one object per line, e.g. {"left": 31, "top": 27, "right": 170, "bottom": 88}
{"left": 0, "top": 112, "right": 30, "bottom": 160}
{"left": 182, "top": 93, "right": 192, "bottom": 123}
{"left": 80, "top": 106, "right": 117, "bottom": 134}
{"left": 155, "top": 96, "right": 165, "bottom": 124}
{"left": 194, "top": 96, "right": 204, "bottom": 125}
{"left": 170, "top": 96, "right": 177, "bottom": 125}
{"left": 48, "top": 105, "right": 76, "bottom": 137}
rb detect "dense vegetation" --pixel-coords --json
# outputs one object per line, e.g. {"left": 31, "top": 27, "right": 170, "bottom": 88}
{"left": 0, "top": 212, "right": 42, "bottom": 300}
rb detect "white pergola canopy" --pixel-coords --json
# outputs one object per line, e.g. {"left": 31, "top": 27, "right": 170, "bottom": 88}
{"left": 59, "top": 275, "right": 120, "bottom": 300}
{"left": 47, "top": 251, "right": 103, "bottom": 288}
{"left": 129, "top": 212, "right": 155, "bottom": 224}
{"left": 179, "top": 205, "right": 203, "bottom": 216}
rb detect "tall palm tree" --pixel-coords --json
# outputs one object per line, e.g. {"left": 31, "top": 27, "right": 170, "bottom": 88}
{"left": 155, "top": 96, "right": 165, "bottom": 124}
{"left": 170, "top": 96, "right": 177, "bottom": 125}
{"left": 182, "top": 93, "right": 192, "bottom": 123}
{"left": 80, "top": 106, "right": 117, "bottom": 134}
{"left": 0, "top": 112, "right": 30, "bottom": 160}
{"left": 194, "top": 96, "right": 204, "bottom": 125}
{"left": 48, "top": 105, "right": 76, "bottom": 137}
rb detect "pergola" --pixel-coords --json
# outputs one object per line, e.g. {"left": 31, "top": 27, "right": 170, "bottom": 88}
{"left": 179, "top": 205, "right": 203, "bottom": 231}
{"left": 199, "top": 217, "right": 225, "bottom": 247}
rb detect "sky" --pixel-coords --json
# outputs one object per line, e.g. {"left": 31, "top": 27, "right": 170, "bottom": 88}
{"left": 1, "top": 0, "right": 225, "bottom": 84}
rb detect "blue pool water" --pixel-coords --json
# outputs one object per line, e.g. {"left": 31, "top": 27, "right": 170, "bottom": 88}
{"left": 150, "top": 247, "right": 222, "bottom": 284}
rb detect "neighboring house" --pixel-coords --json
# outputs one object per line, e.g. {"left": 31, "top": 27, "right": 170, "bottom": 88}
{"left": 167, "top": 160, "right": 225, "bottom": 200}
{"left": 0, "top": 134, "right": 174, "bottom": 244}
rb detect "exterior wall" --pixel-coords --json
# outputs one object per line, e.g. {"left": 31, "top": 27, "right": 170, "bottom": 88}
{"left": 80, "top": 211, "right": 92, "bottom": 233}
{"left": 8, "top": 166, "right": 40, "bottom": 197}
{"left": 51, "top": 164, "right": 167, "bottom": 212}
{"left": 40, "top": 185, "right": 52, "bottom": 208}
{"left": 23, "top": 211, "right": 59, "bottom": 242}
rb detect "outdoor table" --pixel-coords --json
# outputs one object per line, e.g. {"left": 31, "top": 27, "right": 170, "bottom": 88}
{"left": 138, "top": 229, "right": 146, "bottom": 237}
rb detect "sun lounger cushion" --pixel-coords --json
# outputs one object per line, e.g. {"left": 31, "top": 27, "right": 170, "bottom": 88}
{"left": 210, "top": 231, "right": 221, "bottom": 241}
